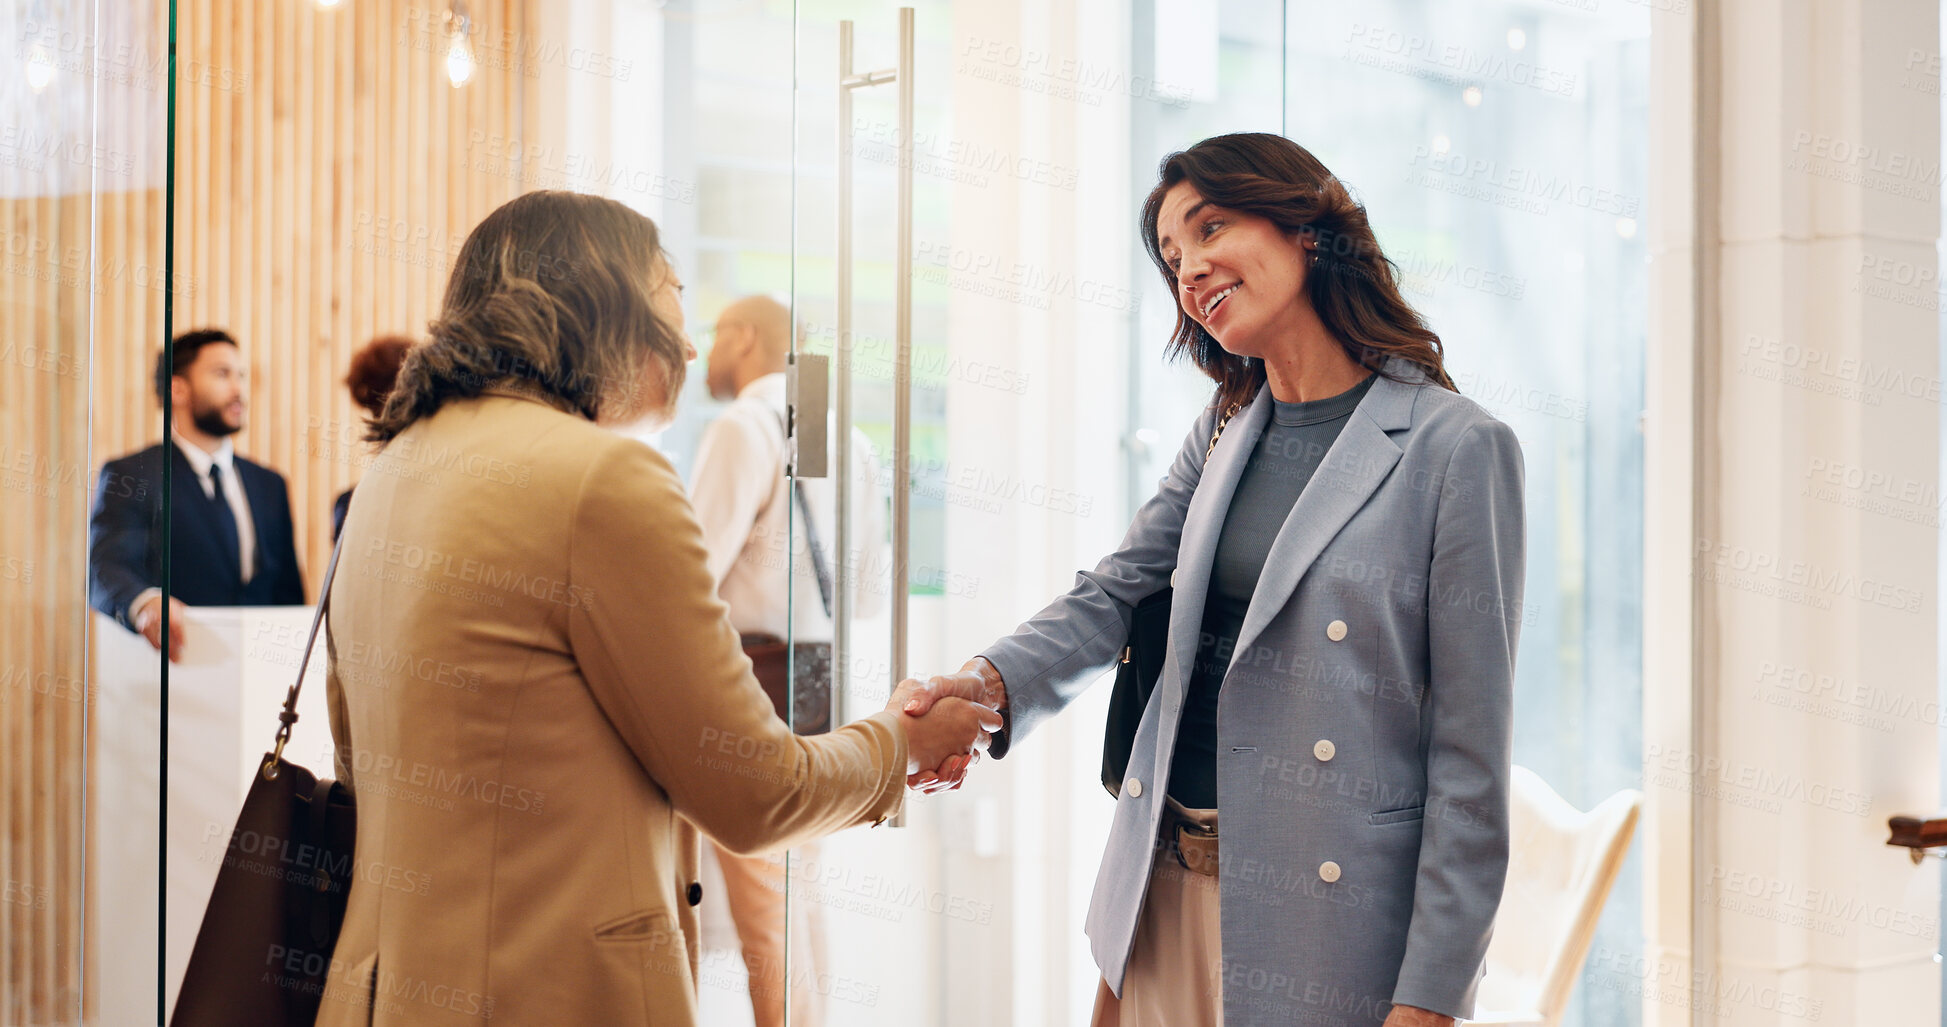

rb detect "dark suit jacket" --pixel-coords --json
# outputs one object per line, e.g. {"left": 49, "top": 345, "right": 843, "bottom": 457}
{"left": 88, "top": 441, "right": 306, "bottom": 630}
{"left": 332, "top": 486, "right": 353, "bottom": 542}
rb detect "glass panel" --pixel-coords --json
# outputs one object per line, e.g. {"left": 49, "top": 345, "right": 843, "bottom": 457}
{"left": 790, "top": 5, "right": 934, "bottom": 1022}
{"left": 791, "top": 0, "right": 1648, "bottom": 1021}
{"left": 78, "top": 2, "right": 1661, "bottom": 1024}
{"left": 3, "top": 0, "right": 169, "bottom": 1021}
{"left": 664, "top": 6, "right": 806, "bottom": 1025}
{"left": 148, "top": 1, "right": 806, "bottom": 1022}
{"left": 788, "top": 1, "right": 1216, "bottom": 1022}
{"left": 1283, "top": 3, "right": 1649, "bottom": 1026}
{"left": 157, "top": 1, "right": 527, "bottom": 1018}
{"left": 1126, "top": 0, "right": 1287, "bottom": 507}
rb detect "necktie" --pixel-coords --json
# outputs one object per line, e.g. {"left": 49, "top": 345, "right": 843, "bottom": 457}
{"left": 207, "top": 463, "right": 243, "bottom": 585}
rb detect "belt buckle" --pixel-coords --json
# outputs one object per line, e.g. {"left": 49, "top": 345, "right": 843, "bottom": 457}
{"left": 1171, "top": 814, "right": 1219, "bottom": 877}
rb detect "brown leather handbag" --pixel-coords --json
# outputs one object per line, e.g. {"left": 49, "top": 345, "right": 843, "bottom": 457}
{"left": 740, "top": 471, "right": 837, "bottom": 735}
{"left": 742, "top": 632, "right": 835, "bottom": 736}
{"left": 171, "top": 537, "right": 356, "bottom": 1027}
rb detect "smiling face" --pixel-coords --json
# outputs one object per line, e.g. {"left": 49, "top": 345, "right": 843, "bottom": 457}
{"left": 1154, "top": 180, "right": 1313, "bottom": 360}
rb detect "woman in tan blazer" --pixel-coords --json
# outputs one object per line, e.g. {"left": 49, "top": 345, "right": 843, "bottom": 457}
{"left": 316, "top": 191, "right": 997, "bottom": 1026}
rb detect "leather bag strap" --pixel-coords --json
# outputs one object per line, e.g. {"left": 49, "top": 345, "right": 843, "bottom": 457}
{"left": 269, "top": 532, "right": 346, "bottom": 765}
{"left": 1205, "top": 400, "right": 1244, "bottom": 462}
{"left": 769, "top": 407, "right": 834, "bottom": 618}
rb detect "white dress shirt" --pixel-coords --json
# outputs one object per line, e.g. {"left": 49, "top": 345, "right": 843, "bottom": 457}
{"left": 129, "top": 433, "right": 260, "bottom": 621}
{"left": 687, "top": 373, "right": 886, "bottom": 640}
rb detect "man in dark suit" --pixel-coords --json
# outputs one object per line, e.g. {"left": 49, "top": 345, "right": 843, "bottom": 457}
{"left": 89, "top": 328, "right": 305, "bottom": 661}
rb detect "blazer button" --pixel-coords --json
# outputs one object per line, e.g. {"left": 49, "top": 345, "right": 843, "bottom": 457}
{"left": 1125, "top": 777, "right": 1143, "bottom": 798}
{"left": 1313, "top": 739, "right": 1335, "bottom": 762}
{"left": 1318, "top": 861, "right": 1341, "bottom": 883}
{"left": 1170, "top": 570, "right": 1179, "bottom": 588}
{"left": 687, "top": 882, "right": 704, "bottom": 907}
{"left": 1326, "top": 619, "right": 1348, "bottom": 642}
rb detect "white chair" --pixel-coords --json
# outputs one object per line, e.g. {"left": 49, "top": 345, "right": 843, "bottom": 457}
{"left": 1467, "top": 766, "right": 1642, "bottom": 1026}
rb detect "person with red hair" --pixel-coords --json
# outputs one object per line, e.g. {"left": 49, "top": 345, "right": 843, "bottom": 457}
{"left": 332, "top": 334, "right": 414, "bottom": 540}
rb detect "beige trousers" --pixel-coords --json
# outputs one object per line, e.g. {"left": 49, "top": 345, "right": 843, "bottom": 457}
{"left": 1091, "top": 798, "right": 1224, "bottom": 1027}
{"left": 711, "top": 840, "right": 825, "bottom": 1027}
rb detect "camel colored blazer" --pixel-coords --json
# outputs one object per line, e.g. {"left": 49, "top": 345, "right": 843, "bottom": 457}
{"left": 315, "top": 393, "right": 907, "bottom": 1027}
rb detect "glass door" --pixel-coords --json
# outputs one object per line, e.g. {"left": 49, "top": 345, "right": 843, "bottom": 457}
{"left": 785, "top": 5, "right": 942, "bottom": 1023}
{"left": 788, "top": 1, "right": 1653, "bottom": 1024}
{"left": 1281, "top": 3, "right": 1651, "bottom": 1026}
{"left": 138, "top": 2, "right": 808, "bottom": 1023}
{"left": 1280, "top": 0, "right": 1651, "bottom": 832}
{"left": 784, "top": 1, "right": 1199, "bottom": 1022}
{"left": 660, "top": 4, "right": 805, "bottom": 1024}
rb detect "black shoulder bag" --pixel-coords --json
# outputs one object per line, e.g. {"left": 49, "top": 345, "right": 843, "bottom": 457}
{"left": 1101, "top": 402, "right": 1241, "bottom": 796}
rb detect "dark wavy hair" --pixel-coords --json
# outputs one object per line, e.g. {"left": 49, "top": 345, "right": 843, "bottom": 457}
{"left": 367, "top": 190, "right": 686, "bottom": 443}
{"left": 1140, "top": 133, "right": 1454, "bottom": 412}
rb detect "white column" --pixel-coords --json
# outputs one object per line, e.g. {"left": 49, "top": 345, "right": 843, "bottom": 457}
{"left": 1648, "top": 2, "right": 1942, "bottom": 1023}
{"left": 1643, "top": 6, "right": 1701, "bottom": 1022}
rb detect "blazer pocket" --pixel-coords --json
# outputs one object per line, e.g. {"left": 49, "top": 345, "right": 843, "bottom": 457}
{"left": 593, "top": 909, "right": 676, "bottom": 944}
{"left": 1368, "top": 805, "right": 1426, "bottom": 826}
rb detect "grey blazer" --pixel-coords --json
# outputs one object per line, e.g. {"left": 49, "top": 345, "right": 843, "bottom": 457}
{"left": 981, "top": 357, "right": 1526, "bottom": 1026}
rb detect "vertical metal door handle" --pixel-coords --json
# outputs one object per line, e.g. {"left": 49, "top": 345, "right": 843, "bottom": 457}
{"left": 891, "top": 7, "right": 915, "bottom": 741}
{"left": 834, "top": 9, "right": 915, "bottom": 824}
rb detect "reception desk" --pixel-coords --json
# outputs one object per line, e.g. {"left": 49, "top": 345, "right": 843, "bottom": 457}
{"left": 91, "top": 606, "right": 334, "bottom": 1024}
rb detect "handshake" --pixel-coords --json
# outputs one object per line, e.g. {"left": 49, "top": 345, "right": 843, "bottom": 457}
{"left": 882, "top": 657, "right": 1008, "bottom": 794}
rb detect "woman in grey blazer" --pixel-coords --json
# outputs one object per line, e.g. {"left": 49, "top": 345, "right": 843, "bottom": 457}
{"left": 908, "top": 134, "right": 1526, "bottom": 1027}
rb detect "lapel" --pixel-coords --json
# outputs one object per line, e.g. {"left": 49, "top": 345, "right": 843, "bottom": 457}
{"left": 1225, "top": 362, "right": 1423, "bottom": 676}
{"left": 170, "top": 444, "right": 244, "bottom": 583}
{"left": 1165, "top": 388, "right": 1274, "bottom": 703}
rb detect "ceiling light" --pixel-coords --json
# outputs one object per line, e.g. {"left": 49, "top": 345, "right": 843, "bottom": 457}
{"left": 445, "top": 7, "right": 475, "bottom": 87}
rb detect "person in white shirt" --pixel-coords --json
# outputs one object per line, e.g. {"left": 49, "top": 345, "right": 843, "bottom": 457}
{"left": 88, "top": 329, "right": 306, "bottom": 660}
{"left": 687, "top": 294, "right": 885, "bottom": 1027}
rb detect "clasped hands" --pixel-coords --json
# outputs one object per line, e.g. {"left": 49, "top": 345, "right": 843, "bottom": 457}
{"left": 883, "top": 657, "right": 1007, "bottom": 794}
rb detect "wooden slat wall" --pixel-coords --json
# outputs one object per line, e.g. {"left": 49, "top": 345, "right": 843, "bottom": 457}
{"left": 1, "top": 0, "right": 532, "bottom": 1021}
{"left": 162, "top": 0, "right": 532, "bottom": 595}
{"left": 0, "top": 188, "right": 110, "bottom": 1025}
